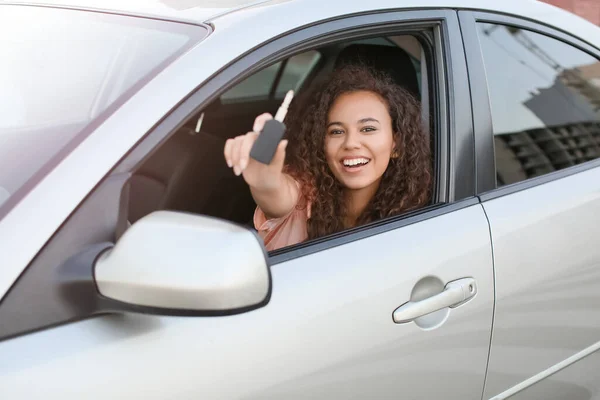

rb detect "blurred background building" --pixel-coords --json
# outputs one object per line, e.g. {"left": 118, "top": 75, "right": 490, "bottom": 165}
{"left": 541, "top": 0, "right": 600, "bottom": 25}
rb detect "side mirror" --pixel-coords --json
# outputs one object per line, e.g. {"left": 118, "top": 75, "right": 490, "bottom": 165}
{"left": 92, "top": 211, "right": 271, "bottom": 315}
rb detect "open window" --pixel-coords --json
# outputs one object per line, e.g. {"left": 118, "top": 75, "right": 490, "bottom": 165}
{"left": 126, "top": 32, "right": 438, "bottom": 249}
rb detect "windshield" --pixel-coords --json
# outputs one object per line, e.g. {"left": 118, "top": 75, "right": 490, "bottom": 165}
{"left": 0, "top": 5, "right": 207, "bottom": 214}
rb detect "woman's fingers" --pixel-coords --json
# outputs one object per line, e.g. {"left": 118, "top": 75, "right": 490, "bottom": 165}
{"left": 272, "top": 139, "right": 289, "bottom": 168}
{"left": 253, "top": 113, "right": 273, "bottom": 133}
{"left": 224, "top": 138, "right": 234, "bottom": 167}
{"left": 239, "top": 131, "right": 258, "bottom": 172}
{"left": 230, "top": 136, "right": 244, "bottom": 175}
{"left": 224, "top": 113, "right": 276, "bottom": 175}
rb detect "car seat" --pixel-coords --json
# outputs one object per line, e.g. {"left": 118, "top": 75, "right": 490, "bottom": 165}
{"left": 334, "top": 43, "right": 420, "bottom": 100}
{"left": 127, "top": 126, "right": 227, "bottom": 224}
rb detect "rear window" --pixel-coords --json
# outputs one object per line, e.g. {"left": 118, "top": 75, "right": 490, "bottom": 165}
{"left": 0, "top": 5, "right": 207, "bottom": 213}
{"left": 220, "top": 50, "right": 322, "bottom": 102}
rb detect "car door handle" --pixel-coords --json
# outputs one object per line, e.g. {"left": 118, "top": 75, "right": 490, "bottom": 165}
{"left": 392, "top": 278, "right": 477, "bottom": 324}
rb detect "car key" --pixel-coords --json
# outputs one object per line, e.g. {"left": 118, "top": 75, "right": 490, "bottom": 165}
{"left": 250, "top": 90, "right": 294, "bottom": 164}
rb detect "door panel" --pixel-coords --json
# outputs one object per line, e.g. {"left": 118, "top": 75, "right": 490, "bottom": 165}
{"left": 482, "top": 166, "right": 600, "bottom": 399}
{"left": 0, "top": 204, "right": 493, "bottom": 399}
{"left": 505, "top": 351, "right": 600, "bottom": 400}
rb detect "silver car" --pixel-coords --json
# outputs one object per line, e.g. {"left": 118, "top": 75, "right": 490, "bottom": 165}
{"left": 1, "top": 0, "right": 600, "bottom": 398}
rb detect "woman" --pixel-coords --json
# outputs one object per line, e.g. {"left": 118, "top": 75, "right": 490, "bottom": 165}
{"left": 223, "top": 64, "right": 432, "bottom": 251}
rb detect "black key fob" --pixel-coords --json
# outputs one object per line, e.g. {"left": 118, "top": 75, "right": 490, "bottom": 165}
{"left": 250, "top": 119, "right": 286, "bottom": 165}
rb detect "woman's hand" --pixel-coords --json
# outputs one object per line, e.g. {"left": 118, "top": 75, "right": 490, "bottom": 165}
{"left": 224, "top": 113, "right": 288, "bottom": 191}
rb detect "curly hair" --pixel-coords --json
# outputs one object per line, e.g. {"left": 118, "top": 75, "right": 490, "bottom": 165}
{"left": 284, "top": 64, "right": 432, "bottom": 240}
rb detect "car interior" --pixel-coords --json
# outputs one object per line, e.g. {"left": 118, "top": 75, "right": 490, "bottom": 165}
{"left": 125, "top": 35, "right": 431, "bottom": 234}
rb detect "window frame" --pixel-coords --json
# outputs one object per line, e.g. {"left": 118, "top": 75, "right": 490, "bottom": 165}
{"left": 116, "top": 9, "right": 475, "bottom": 263}
{"left": 459, "top": 10, "right": 600, "bottom": 201}
{"left": 273, "top": 49, "right": 323, "bottom": 99}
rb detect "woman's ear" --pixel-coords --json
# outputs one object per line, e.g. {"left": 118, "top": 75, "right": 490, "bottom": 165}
{"left": 391, "top": 139, "right": 399, "bottom": 159}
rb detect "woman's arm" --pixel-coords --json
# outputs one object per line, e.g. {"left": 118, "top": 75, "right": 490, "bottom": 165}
{"left": 224, "top": 113, "right": 299, "bottom": 219}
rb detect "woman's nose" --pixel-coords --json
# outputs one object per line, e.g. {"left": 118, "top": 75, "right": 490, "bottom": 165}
{"left": 343, "top": 130, "right": 361, "bottom": 149}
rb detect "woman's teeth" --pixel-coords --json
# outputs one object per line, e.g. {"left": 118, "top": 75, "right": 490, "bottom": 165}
{"left": 343, "top": 158, "right": 370, "bottom": 167}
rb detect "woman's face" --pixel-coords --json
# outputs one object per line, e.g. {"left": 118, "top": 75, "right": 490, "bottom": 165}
{"left": 324, "top": 90, "right": 396, "bottom": 192}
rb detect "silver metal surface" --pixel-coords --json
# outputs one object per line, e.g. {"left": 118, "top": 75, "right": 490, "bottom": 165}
{"left": 490, "top": 340, "right": 600, "bottom": 400}
{"left": 0, "top": 0, "right": 264, "bottom": 25}
{"left": 482, "top": 165, "right": 600, "bottom": 399}
{"left": 95, "top": 211, "right": 270, "bottom": 310}
{"left": 506, "top": 350, "right": 600, "bottom": 400}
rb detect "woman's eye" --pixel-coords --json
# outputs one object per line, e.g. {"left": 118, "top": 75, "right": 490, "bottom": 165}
{"left": 329, "top": 129, "right": 344, "bottom": 135}
{"left": 362, "top": 126, "right": 377, "bottom": 133}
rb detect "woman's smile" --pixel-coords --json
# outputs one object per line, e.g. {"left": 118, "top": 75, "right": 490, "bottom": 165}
{"left": 340, "top": 156, "right": 371, "bottom": 172}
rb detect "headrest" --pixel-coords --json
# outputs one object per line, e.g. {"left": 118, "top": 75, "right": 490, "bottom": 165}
{"left": 334, "top": 44, "right": 420, "bottom": 99}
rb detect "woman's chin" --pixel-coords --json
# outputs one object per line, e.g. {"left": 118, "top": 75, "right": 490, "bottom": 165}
{"left": 339, "top": 177, "right": 379, "bottom": 191}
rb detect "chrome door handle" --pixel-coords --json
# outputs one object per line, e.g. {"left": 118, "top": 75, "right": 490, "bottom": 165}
{"left": 393, "top": 278, "right": 477, "bottom": 324}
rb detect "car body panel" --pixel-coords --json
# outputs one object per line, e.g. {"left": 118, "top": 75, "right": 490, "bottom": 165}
{"left": 0, "top": 0, "right": 269, "bottom": 24}
{"left": 0, "top": 204, "right": 494, "bottom": 399}
{"left": 499, "top": 351, "right": 600, "bottom": 400}
{"left": 481, "top": 165, "right": 600, "bottom": 399}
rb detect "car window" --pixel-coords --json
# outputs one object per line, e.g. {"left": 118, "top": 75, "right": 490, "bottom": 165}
{"left": 221, "top": 51, "right": 322, "bottom": 102}
{"left": 389, "top": 35, "right": 423, "bottom": 94}
{"left": 0, "top": 5, "right": 206, "bottom": 214}
{"left": 220, "top": 62, "right": 283, "bottom": 102}
{"left": 477, "top": 22, "right": 600, "bottom": 186}
{"left": 275, "top": 50, "right": 321, "bottom": 98}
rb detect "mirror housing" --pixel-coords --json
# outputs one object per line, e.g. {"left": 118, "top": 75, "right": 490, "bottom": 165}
{"left": 93, "top": 211, "right": 271, "bottom": 315}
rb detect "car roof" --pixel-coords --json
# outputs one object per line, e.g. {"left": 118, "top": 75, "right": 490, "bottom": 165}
{"left": 2, "top": 0, "right": 599, "bottom": 49}
{"left": 0, "top": 0, "right": 272, "bottom": 23}
{"left": 0, "top": 0, "right": 573, "bottom": 23}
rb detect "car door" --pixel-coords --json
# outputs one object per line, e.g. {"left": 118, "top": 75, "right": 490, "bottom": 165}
{"left": 0, "top": 7, "right": 494, "bottom": 399}
{"left": 460, "top": 10, "right": 600, "bottom": 400}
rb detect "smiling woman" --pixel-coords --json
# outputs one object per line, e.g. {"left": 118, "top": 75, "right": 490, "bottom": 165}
{"left": 225, "top": 64, "right": 432, "bottom": 250}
